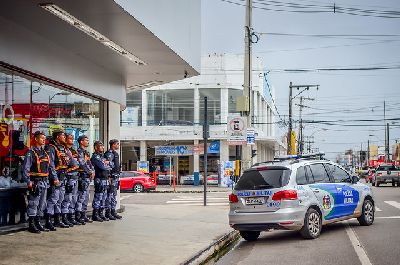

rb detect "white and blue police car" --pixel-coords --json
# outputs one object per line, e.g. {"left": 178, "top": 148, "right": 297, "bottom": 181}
{"left": 228, "top": 154, "right": 375, "bottom": 241}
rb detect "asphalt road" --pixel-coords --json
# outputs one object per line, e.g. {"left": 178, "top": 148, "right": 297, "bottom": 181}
{"left": 216, "top": 182, "right": 400, "bottom": 265}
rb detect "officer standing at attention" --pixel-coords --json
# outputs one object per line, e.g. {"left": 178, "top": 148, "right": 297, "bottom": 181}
{"left": 63, "top": 133, "right": 82, "bottom": 226}
{"left": 46, "top": 130, "right": 72, "bottom": 228}
{"left": 91, "top": 141, "right": 111, "bottom": 222}
{"left": 22, "top": 131, "right": 56, "bottom": 233}
{"left": 104, "top": 139, "right": 123, "bottom": 220}
{"left": 76, "top": 135, "right": 95, "bottom": 223}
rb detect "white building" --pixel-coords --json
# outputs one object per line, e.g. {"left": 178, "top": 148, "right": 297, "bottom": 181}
{"left": 120, "top": 54, "right": 279, "bottom": 182}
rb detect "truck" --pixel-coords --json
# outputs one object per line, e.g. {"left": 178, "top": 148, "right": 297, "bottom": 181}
{"left": 372, "top": 164, "right": 400, "bottom": 187}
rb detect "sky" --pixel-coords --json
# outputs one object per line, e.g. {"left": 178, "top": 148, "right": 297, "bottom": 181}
{"left": 201, "top": 0, "right": 400, "bottom": 161}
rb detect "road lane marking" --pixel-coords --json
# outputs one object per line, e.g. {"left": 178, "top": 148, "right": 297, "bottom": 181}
{"left": 384, "top": 201, "right": 400, "bottom": 210}
{"left": 166, "top": 201, "right": 228, "bottom": 205}
{"left": 120, "top": 195, "right": 134, "bottom": 200}
{"left": 376, "top": 216, "right": 400, "bottom": 219}
{"left": 171, "top": 198, "right": 227, "bottom": 201}
{"left": 345, "top": 222, "right": 372, "bottom": 265}
{"left": 375, "top": 206, "right": 382, "bottom": 212}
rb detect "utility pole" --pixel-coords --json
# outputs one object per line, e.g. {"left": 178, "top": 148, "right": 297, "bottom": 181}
{"left": 287, "top": 83, "right": 319, "bottom": 155}
{"left": 242, "top": 0, "right": 252, "bottom": 169}
{"left": 384, "top": 100, "right": 387, "bottom": 162}
{"left": 386, "top": 123, "right": 390, "bottom": 162}
{"left": 296, "top": 96, "right": 314, "bottom": 155}
{"left": 367, "top": 140, "right": 370, "bottom": 166}
{"left": 203, "top": 97, "right": 209, "bottom": 206}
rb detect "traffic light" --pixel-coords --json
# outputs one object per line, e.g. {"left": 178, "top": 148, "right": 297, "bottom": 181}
{"left": 251, "top": 149, "right": 257, "bottom": 158}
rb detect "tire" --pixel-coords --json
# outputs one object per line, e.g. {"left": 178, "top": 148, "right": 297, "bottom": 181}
{"left": 300, "top": 208, "right": 322, "bottom": 239}
{"left": 392, "top": 181, "right": 396, "bottom": 187}
{"left": 133, "top": 183, "right": 145, "bottom": 193}
{"left": 371, "top": 180, "right": 375, "bottom": 186}
{"left": 239, "top": 231, "right": 260, "bottom": 242}
{"left": 357, "top": 199, "right": 374, "bottom": 226}
{"left": 397, "top": 182, "right": 400, "bottom": 187}
{"left": 375, "top": 179, "right": 380, "bottom": 187}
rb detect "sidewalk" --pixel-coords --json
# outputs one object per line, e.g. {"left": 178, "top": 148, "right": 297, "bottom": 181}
{"left": 154, "top": 185, "right": 233, "bottom": 193}
{"left": 0, "top": 187, "right": 237, "bottom": 265}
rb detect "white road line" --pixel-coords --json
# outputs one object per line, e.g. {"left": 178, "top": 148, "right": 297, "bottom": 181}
{"left": 345, "top": 222, "right": 372, "bottom": 265}
{"left": 384, "top": 201, "right": 400, "bottom": 210}
{"left": 166, "top": 201, "right": 229, "bottom": 206}
{"left": 171, "top": 198, "right": 227, "bottom": 201}
{"left": 120, "top": 195, "right": 134, "bottom": 200}
{"left": 375, "top": 206, "right": 382, "bottom": 212}
{"left": 376, "top": 216, "right": 400, "bottom": 219}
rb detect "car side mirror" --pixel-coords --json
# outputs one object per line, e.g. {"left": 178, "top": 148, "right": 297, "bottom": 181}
{"left": 351, "top": 175, "right": 359, "bottom": 184}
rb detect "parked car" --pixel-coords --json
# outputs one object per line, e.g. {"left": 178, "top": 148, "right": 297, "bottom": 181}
{"left": 372, "top": 164, "right": 400, "bottom": 187}
{"left": 358, "top": 166, "right": 369, "bottom": 178}
{"left": 228, "top": 156, "right": 375, "bottom": 241}
{"left": 157, "top": 173, "right": 175, "bottom": 185}
{"left": 120, "top": 171, "right": 156, "bottom": 192}
{"left": 206, "top": 174, "right": 219, "bottom": 185}
{"left": 180, "top": 174, "right": 204, "bottom": 185}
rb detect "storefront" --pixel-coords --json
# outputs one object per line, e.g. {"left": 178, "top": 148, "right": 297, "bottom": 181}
{"left": 0, "top": 66, "right": 101, "bottom": 227}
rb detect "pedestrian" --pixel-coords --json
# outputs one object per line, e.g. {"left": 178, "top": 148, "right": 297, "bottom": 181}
{"left": 75, "top": 135, "right": 95, "bottom": 223}
{"left": 45, "top": 130, "right": 72, "bottom": 228}
{"left": 62, "top": 133, "right": 83, "bottom": 225}
{"left": 104, "top": 139, "right": 122, "bottom": 220}
{"left": 91, "top": 141, "right": 111, "bottom": 222}
{"left": 22, "top": 131, "right": 56, "bottom": 233}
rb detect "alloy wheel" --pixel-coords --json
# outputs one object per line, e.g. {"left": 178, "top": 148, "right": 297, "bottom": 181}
{"left": 308, "top": 212, "right": 321, "bottom": 237}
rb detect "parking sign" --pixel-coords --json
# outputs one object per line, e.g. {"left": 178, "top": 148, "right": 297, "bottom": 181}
{"left": 227, "top": 115, "right": 247, "bottom": 145}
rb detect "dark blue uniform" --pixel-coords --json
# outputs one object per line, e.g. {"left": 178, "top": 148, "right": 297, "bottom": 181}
{"left": 91, "top": 152, "right": 111, "bottom": 210}
{"left": 104, "top": 149, "right": 120, "bottom": 211}
{"left": 76, "top": 147, "right": 95, "bottom": 213}
{"left": 62, "top": 147, "right": 80, "bottom": 215}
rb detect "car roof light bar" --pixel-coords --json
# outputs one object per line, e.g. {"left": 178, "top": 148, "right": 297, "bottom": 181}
{"left": 274, "top": 152, "right": 325, "bottom": 161}
{"left": 40, "top": 3, "right": 147, "bottom": 66}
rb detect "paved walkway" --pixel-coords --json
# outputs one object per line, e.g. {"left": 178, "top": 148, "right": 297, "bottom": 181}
{"left": 0, "top": 187, "right": 234, "bottom": 265}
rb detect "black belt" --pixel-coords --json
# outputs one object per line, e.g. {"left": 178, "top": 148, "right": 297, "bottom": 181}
{"left": 30, "top": 176, "right": 48, "bottom": 181}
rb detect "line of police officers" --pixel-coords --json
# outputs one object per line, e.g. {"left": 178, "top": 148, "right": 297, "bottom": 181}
{"left": 23, "top": 130, "right": 122, "bottom": 234}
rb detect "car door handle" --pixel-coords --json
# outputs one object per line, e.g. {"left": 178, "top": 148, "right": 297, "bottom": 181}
{"left": 312, "top": 188, "right": 320, "bottom": 193}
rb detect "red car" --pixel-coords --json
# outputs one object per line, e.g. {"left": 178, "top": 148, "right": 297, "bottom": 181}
{"left": 120, "top": 171, "right": 156, "bottom": 192}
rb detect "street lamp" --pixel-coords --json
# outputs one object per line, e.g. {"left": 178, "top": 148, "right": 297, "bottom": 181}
{"left": 48, "top": 91, "right": 70, "bottom": 118}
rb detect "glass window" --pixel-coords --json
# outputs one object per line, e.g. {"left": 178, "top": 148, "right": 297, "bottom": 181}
{"left": 123, "top": 91, "right": 142, "bottom": 126}
{"left": 228, "top": 88, "right": 242, "bottom": 114}
{"left": 324, "top": 164, "right": 350, "bottom": 183}
{"left": 309, "top": 163, "right": 331, "bottom": 183}
{"left": 296, "top": 166, "right": 308, "bottom": 185}
{"left": 235, "top": 168, "right": 291, "bottom": 190}
{"left": 199, "top": 88, "right": 221, "bottom": 125}
{"left": 304, "top": 166, "right": 314, "bottom": 184}
{"left": 147, "top": 89, "right": 194, "bottom": 126}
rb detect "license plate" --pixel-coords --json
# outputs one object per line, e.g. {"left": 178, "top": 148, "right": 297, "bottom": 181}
{"left": 245, "top": 197, "right": 266, "bottom": 205}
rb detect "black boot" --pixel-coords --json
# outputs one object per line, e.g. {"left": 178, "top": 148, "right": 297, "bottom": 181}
{"left": 62, "top": 213, "right": 74, "bottom": 227}
{"left": 105, "top": 209, "right": 116, "bottom": 220}
{"left": 28, "top": 216, "right": 41, "bottom": 234}
{"left": 68, "top": 213, "right": 80, "bottom": 225}
{"left": 111, "top": 209, "right": 122, "bottom": 220}
{"left": 81, "top": 211, "right": 92, "bottom": 223}
{"left": 75, "top": 212, "right": 86, "bottom": 225}
{"left": 99, "top": 209, "right": 109, "bottom": 221}
{"left": 44, "top": 214, "right": 57, "bottom": 231}
{"left": 34, "top": 216, "right": 49, "bottom": 232}
{"left": 54, "top": 213, "right": 69, "bottom": 228}
{"left": 92, "top": 209, "right": 103, "bottom": 222}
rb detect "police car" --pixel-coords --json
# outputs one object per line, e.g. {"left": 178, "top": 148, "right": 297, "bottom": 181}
{"left": 228, "top": 154, "right": 375, "bottom": 241}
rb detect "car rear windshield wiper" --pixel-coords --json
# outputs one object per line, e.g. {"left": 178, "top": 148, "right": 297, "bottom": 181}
{"left": 253, "top": 184, "right": 274, "bottom": 190}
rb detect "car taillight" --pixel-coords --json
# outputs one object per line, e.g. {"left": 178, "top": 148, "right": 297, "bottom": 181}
{"left": 398, "top": 172, "right": 400, "bottom": 176}
{"left": 272, "top": 190, "right": 298, "bottom": 201}
{"left": 229, "top": 193, "right": 239, "bottom": 203}
{"left": 378, "top": 172, "right": 382, "bottom": 176}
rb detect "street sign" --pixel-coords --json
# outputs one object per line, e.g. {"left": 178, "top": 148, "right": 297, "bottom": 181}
{"left": 227, "top": 115, "right": 247, "bottom": 145}
{"left": 247, "top": 128, "right": 255, "bottom": 145}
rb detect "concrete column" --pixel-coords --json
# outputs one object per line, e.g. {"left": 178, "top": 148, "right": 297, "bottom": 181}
{"left": 253, "top": 91, "right": 258, "bottom": 129}
{"left": 108, "top": 101, "right": 121, "bottom": 210}
{"left": 193, "top": 139, "right": 200, "bottom": 186}
{"left": 194, "top": 87, "right": 200, "bottom": 125}
{"left": 263, "top": 101, "right": 268, "bottom": 135}
{"left": 220, "top": 140, "right": 229, "bottom": 162}
{"left": 221, "top": 88, "right": 229, "bottom": 124}
{"left": 140, "top": 140, "right": 147, "bottom": 161}
{"left": 142, "top": 90, "right": 147, "bottom": 126}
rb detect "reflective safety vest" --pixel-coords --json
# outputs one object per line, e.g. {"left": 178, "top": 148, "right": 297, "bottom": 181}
{"left": 29, "top": 148, "right": 50, "bottom": 177}
{"left": 66, "top": 147, "right": 79, "bottom": 173}
{"left": 49, "top": 144, "right": 69, "bottom": 170}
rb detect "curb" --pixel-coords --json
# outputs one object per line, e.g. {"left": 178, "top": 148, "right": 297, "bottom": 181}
{"left": 152, "top": 190, "right": 231, "bottom": 194}
{"left": 181, "top": 230, "right": 240, "bottom": 265}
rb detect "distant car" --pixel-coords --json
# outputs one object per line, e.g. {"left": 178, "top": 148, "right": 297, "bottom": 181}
{"left": 206, "top": 174, "right": 219, "bottom": 185}
{"left": 366, "top": 168, "right": 375, "bottom": 183}
{"left": 180, "top": 174, "right": 204, "bottom": 185}
{"left": 157, "top": 173, "right": 175, "bottom": 185}
{"left": 358, "top": 166, "right": 369, "bottom": 178}
{"left": 120, "top": 171, "right": 156, "bottom": 192}
{"left": 372, "top": 164, "right": 400, "bottom": 187}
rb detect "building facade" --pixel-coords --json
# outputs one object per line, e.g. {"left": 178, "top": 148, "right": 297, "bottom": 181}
{"left": 0, "top": 0, "right": 200, "bottom": 227}
{"left": 120, "top": 54, "right": 278, "bottom": 183}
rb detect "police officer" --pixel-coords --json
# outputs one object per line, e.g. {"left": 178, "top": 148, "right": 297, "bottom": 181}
{"left": 76, "top": 135, "right": 95, "bottom": 223}
{"left": 46, "top": 130, "right": 73, "bottom": 228}
{"left": 22, "top": 131, "right": 56, "bottom": 233}
{"left": 91, "top": 141, "right": 111, "bottom": 222}
{"left": 62, "top": 133, "right": 82, "bottom": 225}
{"left": 104, "top": 139, "right": 122, "bottom": 220}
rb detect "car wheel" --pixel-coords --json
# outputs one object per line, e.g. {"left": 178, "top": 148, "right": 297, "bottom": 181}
{"left": 397, "top": 182, "right": 400, "bottom": 187}
{"left": 371, "top": 180, "right": 375, "bottom": 186}
{"left": 392, "top": 181, "right": 396, "bottom": 187}
{"left": 239, "top": 231, "right": 260, "bottom": 241}
{"left": 133, "top": 183, "right": 144, "bottom": 193}
{"left": 375, "top": 179, "right": 380, "bottom": 187}
{"left": 300, "top": 208, "right": 322, "bottom": 239}
{"left": 357, "top": 199, "right": 374, "bottom": 226}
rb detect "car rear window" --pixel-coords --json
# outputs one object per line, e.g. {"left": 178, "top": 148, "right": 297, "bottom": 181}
{"left": 377, "top": 165, "right": 398, "bottom": 171}
{"left": 234, "top": 168, "right": 291, "bottom": 190}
